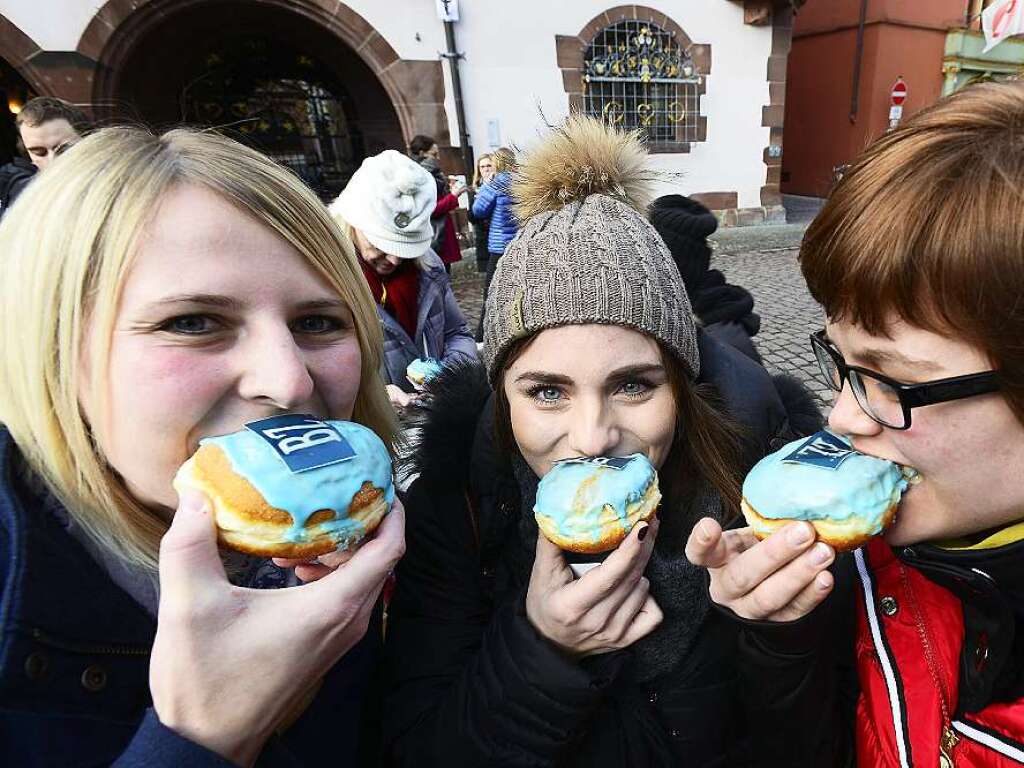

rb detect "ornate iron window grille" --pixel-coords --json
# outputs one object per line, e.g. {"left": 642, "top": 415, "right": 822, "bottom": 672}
{"left": 582, "top": 20, "right": 701, "bottom": 145}
{"left": 183, "top": 37, "right": 362, "bottom": 201}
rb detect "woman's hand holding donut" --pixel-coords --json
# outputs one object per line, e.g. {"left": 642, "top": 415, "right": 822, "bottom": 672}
{"left": 684, "top": 517, "right": 834, "bottom": 622}
{"left": 150, "top": 488, "right": 405, "bottom": 766}
{"left": 273, "top": 499, "right": 405, "bottom": 582}
{"left": 526, "top": 519, "right": 663, "bottom": 658}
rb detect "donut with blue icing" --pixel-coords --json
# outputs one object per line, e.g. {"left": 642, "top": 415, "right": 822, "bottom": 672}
{"left": 174, "top": 416, "right": 394, "bottom": 558}
{"left": 406, "top": 358, "right": 443, "bottom": 388}
{"left": 534, "top": 454, "right": 661, "bottom": 553}
{"left": 741, "top": 430, "right": 915, "bottom": 552}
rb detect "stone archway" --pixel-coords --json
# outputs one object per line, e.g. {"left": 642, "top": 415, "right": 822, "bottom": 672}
{"left": 0, "top": 13, "right": 57, "bottom": 99}
{"left": 82, "top": 0, "right": 448, "bottom": 147}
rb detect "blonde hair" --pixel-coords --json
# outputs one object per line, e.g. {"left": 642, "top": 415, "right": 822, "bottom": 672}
{"left": 0, "top": 126, "right": 398, "bottom": 572}
{"left": 491, "top": 147, "right": 516, "bottom": 175}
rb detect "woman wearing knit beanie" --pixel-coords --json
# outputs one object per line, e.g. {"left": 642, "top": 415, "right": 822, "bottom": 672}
{"left": 376, "top": 116, "right": 821, "bottom": 766}
{"left": 329, "top": 150, "right": 477, "bottom": 409}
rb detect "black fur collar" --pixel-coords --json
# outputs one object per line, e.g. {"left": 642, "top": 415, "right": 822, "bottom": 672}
{"left": 403, "top": 359, "right": 498, "bottom": 493}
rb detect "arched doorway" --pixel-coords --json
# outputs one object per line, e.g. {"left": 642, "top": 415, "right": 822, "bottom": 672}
{"left": 97, "top": 1, "right": 405, "bottom": 201}
{"left": 0, "top": 58, "right": 37, "bottom": 165}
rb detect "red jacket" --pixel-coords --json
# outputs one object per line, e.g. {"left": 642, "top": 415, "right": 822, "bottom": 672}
{"left": 854, "top": 537, "right": 1024, "bottom": 766}
{"left": 734, "top": 527, "right": 1024, "bottom": 766}
{"left": 432, "top": 192, "right": 462, "bottom": 266}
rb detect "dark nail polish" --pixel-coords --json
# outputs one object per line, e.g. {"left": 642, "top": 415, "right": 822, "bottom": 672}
{"left": 638, "top": 524, "right": 649, "bottom": 542}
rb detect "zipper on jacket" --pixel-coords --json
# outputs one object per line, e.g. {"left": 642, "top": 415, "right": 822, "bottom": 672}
{"left": 897, "top": 567, "right": 960, "bottom": 766}
{"left": 32, "top": 627, "right": 151, "bottom": 656}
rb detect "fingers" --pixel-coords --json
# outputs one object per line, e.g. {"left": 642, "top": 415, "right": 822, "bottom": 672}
{"left": 315, "top": 546, "right": 359, "bottom": 570}
{"left": 602, "top": 576, "right": 651, "bottom": 641}
{"left": 570, "top": 519, "right": 657, "bottom": 611}
{"left": 717, "top": 537, "right": 836, "bottom": 620}
{"left": 287, "top": 547, "right": 359, "bottom": 583}
{"left": 710, "top": 522, "right": 816, "bottom": 598}
{"left": 531, "top": 532, "right": 573, "bottom": 589}
{"left": 619, "top": 594, "right": 663, "bottom": 647}
{"left": 685, "top": 517, "right": 739, "bottom": 568}
{"left": 386, "top": 385, "right": 413, "bottom": 409}
{"left": 293, "top": 563, "right": 334, "bottom": 583}
{"left": 582, "top": 519, "right": 660, "bottom": 615}
{"left": 159, "top": 488, "right": 227, "bottom": 602}
{"left": 770, "top": 568, "right": 834, "bottom": 623}
{"left": 312, "top": 497, "right": 406, "bottom": 601}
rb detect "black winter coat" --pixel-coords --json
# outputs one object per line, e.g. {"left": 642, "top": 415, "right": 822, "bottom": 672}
{"left": 381, "top": 331, "right": 824, "bottom": 767}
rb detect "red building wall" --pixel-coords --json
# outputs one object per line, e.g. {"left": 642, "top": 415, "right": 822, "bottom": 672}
{"left": 782, "top": 0, "right": 968, "bottom": 197}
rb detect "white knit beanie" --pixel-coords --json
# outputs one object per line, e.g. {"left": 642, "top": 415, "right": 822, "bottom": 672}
{"left": 330, "top": 150, "right": 436, "bottom": 259}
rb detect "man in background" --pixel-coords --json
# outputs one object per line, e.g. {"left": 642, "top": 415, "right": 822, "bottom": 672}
{"left": 0, "top": 97, "right": 89, "bottom": 220}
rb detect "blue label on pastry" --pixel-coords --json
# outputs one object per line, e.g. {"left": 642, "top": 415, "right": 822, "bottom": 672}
{"left": 245, "top": 414, "right": 356, "bottom": 473}
{"left": 553, "top": 456, "right": 632, "bottom": 470}
{"left": 782, "top": 430, "right": 854, "bottom": 470}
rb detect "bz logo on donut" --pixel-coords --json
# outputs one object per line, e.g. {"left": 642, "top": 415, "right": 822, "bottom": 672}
{"left": 246, "top": 414, "right": 356, "bottom": 473}
{"left": 782, "top": 430, "right": 854, "bottom": 471}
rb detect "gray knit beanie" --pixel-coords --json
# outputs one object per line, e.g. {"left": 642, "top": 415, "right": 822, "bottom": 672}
{"left": 482, "top": 115, "right": 699, "bottom": 383}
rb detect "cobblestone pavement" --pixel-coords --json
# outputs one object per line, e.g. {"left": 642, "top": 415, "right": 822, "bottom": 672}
{"left": 451, "top": 238, "right": 832, "bottom": 413}
{"left": 710, "top": 248, "right": 831, "bottom": 411}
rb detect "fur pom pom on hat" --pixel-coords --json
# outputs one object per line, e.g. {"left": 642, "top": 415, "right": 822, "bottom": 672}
{"left": 329, "top": 149, "right": 436, "bottom": 260}
{"left": 482, "top": 114, "right": 699, "bottom": 382}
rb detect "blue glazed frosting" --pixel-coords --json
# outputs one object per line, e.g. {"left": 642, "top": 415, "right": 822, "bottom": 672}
{"left": 202, "top": 420, "right": 394, "bottom": 544}
{"left": 534, "top": 454, "right": 657, "bottom": 543}
{"left": 742, "top": 430, "right": 907, "bottom": 535}
{"left": 407, "top": 358, "right": 443, "bottom": 383}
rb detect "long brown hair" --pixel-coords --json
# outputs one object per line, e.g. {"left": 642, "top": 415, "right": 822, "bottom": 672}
{"left": 493, "top": 334, "right": 743, "bottom": 549}
{"left": 801, "top": 81, "right": 1024, "bottom": 423}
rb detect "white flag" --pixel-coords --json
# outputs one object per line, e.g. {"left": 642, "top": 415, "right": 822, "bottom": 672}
{"left": 983, "top": 0, "right": 1024, "bottom": 52}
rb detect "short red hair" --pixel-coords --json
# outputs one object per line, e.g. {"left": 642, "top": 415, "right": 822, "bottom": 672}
{"left": 800, "top": 81, "right": 1024, "bottom": 422}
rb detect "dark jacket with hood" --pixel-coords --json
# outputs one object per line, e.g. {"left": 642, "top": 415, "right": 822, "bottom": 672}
{"left": 381, "top": 330, "right": 824, "bottom": 767}
{"left": 649, "top": 195, "right": 763, "bottom": 364}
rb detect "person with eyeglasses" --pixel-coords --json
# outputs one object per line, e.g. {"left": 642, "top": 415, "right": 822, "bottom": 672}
{"left": 687, "top": 81, "right": 1024, "bottom": 766}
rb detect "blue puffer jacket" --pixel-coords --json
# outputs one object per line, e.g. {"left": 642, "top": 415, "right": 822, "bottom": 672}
{"left": 0, "top": 427, "right": 381, "bottom": 767}
{"left": 470, "top": 172, "right": 518, "bottom": 256}
{"left": 378, "top": 250, "right": 478, "bottom": 391}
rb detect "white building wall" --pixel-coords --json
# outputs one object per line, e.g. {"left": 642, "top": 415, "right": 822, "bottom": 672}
{"left": 0, "top": 0, "right": 773, "bottom": 208}
{"left": 349, "top": 0, "right": 775, "bottom": 210}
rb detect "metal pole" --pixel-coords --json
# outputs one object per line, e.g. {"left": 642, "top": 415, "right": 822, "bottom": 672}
{"left": 849, "top": 0, "right": 868, "bottom": 124}
{"left": 442, "top": 20, "right": 475, "bottom": 204}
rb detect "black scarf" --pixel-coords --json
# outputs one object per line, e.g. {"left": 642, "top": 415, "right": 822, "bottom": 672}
{"left": 507, "top": 455, "right": 720, "bottom": 683}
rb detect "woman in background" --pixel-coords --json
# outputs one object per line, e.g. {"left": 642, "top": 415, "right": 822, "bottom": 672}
{"left": 468, "top": 152, "right": 494, "bottom": 276}
{"left": 471, "top": 146, "right": 518, "bottom": 341}
{"left": 331, "top": 149, "right": 476, "bottom": 410}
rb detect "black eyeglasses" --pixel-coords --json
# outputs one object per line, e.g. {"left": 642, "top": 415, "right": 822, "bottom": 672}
{"left": 809, "top": 330, "right": 1000, "bottom": 430}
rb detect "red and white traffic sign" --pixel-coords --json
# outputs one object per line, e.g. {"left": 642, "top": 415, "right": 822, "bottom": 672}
{"left": 891, "top": 78, "right": 908, "bottom": 106}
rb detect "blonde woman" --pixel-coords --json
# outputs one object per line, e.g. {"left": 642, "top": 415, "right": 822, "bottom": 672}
{"left": 0, "top": 127, "right": 404, "bottom": 765}
{"left": 471, "top": 147, "right": 519, "bottom": 340}
{"left": 468, "top": 153, "right": 494, "bottom": 273}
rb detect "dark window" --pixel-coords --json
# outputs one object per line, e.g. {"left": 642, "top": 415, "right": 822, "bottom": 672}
{"left": 183, "top": 37, "right": 362, "bottom": 201}
{"left": 583, "top": 21, "right": 702, "bottom": 147}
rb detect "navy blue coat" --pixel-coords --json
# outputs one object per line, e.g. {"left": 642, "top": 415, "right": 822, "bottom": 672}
{"left": 0, "top": 427, "right": 380, "bottom": 766}
{"left": 470, "top": 172, "right": 518, "bottom": 256}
